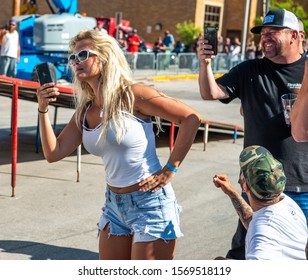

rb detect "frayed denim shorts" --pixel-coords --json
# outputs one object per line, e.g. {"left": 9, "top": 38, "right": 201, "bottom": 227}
{"left": 98, "top": 182, "right": 183, "bottom": 243}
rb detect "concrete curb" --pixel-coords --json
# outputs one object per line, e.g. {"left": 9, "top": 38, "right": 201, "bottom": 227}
{"left": 137, "top": 72, "right": 225, "bottom": 81}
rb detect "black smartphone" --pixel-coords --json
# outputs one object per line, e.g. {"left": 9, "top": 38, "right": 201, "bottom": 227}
{"left": 204, "top": 25, "right": 218, "bottom": 55}
{"left": 35, "top": 62, "right": 56, "bottom": 98}
{"left": 35, "top": 62, "right": 55, "bottom": 86}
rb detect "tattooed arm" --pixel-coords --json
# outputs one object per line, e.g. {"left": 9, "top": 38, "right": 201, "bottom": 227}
{"left": 213, "top": 174, "right": 253, "bottom": 230}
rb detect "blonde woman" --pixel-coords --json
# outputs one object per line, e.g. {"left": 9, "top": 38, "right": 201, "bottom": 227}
{"left": 36, "top": 30, "right": 202, "bottom": 260}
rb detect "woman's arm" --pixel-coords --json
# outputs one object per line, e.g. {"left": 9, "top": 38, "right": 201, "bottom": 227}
{"left": 133, "top": 84, "right": 202, "bottom": 191}
{"left": 36, "top": 83, "right": 82, "bottom": 162}
{"left": 291, "top": 60, "right": 308, "bottom": 142}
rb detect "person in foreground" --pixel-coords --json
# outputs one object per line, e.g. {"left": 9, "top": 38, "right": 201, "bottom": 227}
{"left": 36, "top": 30, "right": 202, "bottom": 260}
{"left": 198, "top": 8, "right": 308, "bottom": 259}
{"left": 291, "top": 58, "right": 308, "bottom": 142}
{"left": 213, "top": 145, "right": 308, "bottom": 260}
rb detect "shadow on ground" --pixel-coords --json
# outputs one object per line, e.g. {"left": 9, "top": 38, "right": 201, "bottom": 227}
{"left": 0, "top": 240, "right": 98, "bottom": 260}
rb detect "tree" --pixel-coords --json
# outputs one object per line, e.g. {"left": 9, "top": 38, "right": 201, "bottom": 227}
{"left": 255, "top": 0, "right": 308, "bottom": 31}
{"left": 270, "top": 0, "right": 307, "bottom": 31}
{"left": 175, "top": 20, "right": 202, "bottom": 51}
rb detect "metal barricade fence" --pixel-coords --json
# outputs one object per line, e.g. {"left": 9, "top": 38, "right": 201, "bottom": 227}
{"left": 178, "top": 53, "right": 199, "bottom": 74}
{"left": 124, "top": 52, "right": 156, "bottom": 77}
{"left": 210, "top": 53, "right": 242, "bottom": 74}
{"left": 124, "top": 52, "right": 242, "bottom": 78}
{"left": 154, "top": 52, "right": 200, "bottom": 75}
{"left": 213, "top": 53, "right": 229, "bottom": 73}
{"left": 155, "top": 52, "right": 178, "bottom": 75}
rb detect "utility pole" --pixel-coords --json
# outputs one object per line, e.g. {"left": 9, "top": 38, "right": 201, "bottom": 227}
{"left": 241, "top": 0, "right": 250, "bottom": 61}
{"left": 263, "top": 0, "right": 270, "bottom": 16}
{"left": 13, "top": 0, "right": 21, "bottom": 16}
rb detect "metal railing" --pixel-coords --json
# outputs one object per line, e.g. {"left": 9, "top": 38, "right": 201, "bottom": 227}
{"left": 124, "top": 52, "right": 243, "bottom": 78}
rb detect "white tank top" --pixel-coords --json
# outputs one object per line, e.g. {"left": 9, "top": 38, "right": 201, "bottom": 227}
{"left": 1, "top": 30, "right": 19, "bottom": 58}
{"left": 82, "top": 104, "right": 162, "bottom": 187}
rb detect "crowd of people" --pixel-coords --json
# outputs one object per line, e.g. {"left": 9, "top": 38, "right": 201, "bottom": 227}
{"left": 3, "top": 14, "right": 305, "bottom": 77}
{"left": 1, "top": 7, "right": 308, "bottom": 260}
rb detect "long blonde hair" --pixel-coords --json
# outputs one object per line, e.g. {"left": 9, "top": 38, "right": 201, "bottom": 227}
{"left": 69, "top": 29, "right": 134, "bottom": 143}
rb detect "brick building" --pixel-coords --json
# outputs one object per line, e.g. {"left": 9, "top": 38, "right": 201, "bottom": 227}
{"left": 1, "top": 0, "right": 307, "bottom": 46}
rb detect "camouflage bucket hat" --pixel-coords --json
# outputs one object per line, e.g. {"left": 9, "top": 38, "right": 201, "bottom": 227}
{"left": 240, "top": 146, "right": 286, "bottom": 200}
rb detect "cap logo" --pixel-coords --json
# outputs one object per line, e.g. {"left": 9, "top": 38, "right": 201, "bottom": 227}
{"left": 263, "top": 15, "right": 275, "bottom": 24}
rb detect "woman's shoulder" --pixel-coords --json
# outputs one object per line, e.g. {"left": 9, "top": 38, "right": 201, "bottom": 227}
{"left": 131, "top": 83, "right": 157, "bottom": 96}
{"left": 132, "top": 83, "right": 166, "bottom": 107}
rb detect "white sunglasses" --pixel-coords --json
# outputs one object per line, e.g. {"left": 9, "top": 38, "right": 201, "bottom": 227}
{"left": 68, "top": 49, "right": 97, "bottom": 65}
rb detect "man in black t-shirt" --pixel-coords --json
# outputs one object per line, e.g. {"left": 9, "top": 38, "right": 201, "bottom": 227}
{"left": 198, "top": 8, "right": 308, "bottom": 259}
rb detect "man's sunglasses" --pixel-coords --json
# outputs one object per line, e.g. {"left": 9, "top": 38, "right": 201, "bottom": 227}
{"left": 68, "top": 50, "right": 97, "bottom": 65}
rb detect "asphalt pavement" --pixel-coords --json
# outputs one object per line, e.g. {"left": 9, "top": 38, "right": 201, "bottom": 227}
{"left": 0, "top": 77, "right": 244, "bottom": 260}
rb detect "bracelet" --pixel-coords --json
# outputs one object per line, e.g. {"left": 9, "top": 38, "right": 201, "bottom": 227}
{"left": 165, "top": 162, "right": 178, "bottom": 173}
{"left": 38, "top": 108, "right": 48, "bottom": 114}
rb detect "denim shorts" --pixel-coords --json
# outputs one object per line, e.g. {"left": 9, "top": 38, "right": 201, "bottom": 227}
{"left": 98, "top": 182, "right": 183, "bottom": 243}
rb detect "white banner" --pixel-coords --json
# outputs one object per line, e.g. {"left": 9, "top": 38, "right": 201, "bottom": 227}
{"left": 0, "top": 260, "right": 307, "bottom": 280}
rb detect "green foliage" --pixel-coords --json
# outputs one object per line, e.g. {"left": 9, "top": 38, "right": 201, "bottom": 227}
{"left": 254, "top": 0, "right": 308, "bottom": 32}
{"left": 175, "top": 20, "right": 202, "bottom": 47}
{"left": 271, "top": 0, "right": 308, "bottom": 31}
{"left": 254, "top": 17, "right": 263, "bottom": 26}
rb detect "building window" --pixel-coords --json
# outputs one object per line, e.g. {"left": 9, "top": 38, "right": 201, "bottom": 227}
{"left": 204, "top": 5, "right": 221, "bottom": 27}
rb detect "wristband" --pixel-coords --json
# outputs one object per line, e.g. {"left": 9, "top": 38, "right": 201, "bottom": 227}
{"left": 165, "top": 162, "right": 178, "bottom": 173}
{"left": 38, "top": 108, "right": 49, "bottom": 114}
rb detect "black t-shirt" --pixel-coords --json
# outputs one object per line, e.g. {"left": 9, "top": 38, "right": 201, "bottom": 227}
{"left": 216, "top": 55, "right": 308, "bottom": 191}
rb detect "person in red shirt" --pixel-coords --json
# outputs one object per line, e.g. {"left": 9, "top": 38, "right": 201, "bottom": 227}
{"left": 126, "top": 29, "right": 140, "bottom": 69}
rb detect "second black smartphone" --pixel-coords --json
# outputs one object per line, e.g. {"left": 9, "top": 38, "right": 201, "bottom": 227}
{"left": 204, "top": 25, "right": 218, "bottom": 55}
{"left": 35, "top": 62, "right": 55, "bottom": 86}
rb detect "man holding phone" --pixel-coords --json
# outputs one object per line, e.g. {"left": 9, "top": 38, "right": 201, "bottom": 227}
{"left": 198, "top": 8, "right": 308, "bottom": 259}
